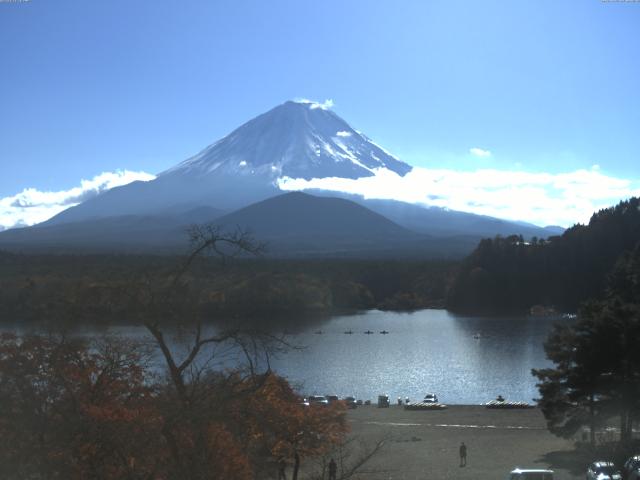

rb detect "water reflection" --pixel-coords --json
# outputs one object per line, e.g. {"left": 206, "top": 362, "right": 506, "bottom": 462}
{"left": 269, "top": 309, "right": 572, "bottom": 404}
{"left": 1, "top": 309, "right": 572, "bottom": 405}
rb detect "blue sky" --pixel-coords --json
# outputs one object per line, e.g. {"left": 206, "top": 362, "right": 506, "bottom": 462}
{"left": 1, "top": 0, "right": 639, "bottom": 227}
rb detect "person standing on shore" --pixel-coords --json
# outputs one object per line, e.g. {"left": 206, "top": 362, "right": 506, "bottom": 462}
{"left": 328, "top": 458, "right": 337, "bottom": 480}
{"left": 459, "top": 442, "right": 467, "bottom": 467}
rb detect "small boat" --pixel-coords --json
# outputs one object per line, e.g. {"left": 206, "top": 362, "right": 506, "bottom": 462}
{"left": 314, "top": 330, "right": 323, "bottom": 334}
{"left": 344, "top": 330, "right": 353, "bottom": 334}
{"left": 364, "top": 330, "right": 374, "bottom": 334}
{"left": 485, "top": 396, "right": 533, "bottom": 409}
{"left": 379, "top": 330, "right": 389, "bottom": 334}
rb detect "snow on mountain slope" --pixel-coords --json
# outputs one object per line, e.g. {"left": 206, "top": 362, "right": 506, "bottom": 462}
{"left": 161, "top": 100, "right": 412, "bottom": 181}
{"left": 44, "top": 101, "right": 412, "bottom": 225}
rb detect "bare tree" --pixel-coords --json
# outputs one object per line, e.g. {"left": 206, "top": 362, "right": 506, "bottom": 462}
{"left": 139, "top": 225, "right": 268, "bottom": 398}
{"left": 133, "top": 225, "right": 293, "bottom": 479}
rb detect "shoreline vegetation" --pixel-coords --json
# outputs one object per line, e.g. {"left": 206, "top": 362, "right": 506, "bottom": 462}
{"left": 0, "top": 252, "right": 454, "bottom": 326}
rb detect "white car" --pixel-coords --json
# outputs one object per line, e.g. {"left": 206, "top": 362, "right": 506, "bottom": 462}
{"left": 508, "top": 468, "right": 554, "bottom": 480}
{"left": 586, "top": 461, "right": 621, "bottom": 480}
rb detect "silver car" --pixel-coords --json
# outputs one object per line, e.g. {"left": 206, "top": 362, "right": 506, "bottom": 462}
{"left": 344, "top": 396, "right": 358, "bottom": 409}
{"left": 308, "top": 395, "right": 329, "bottom": 406}
{"left": 623, "top": 456, "right": 640, "bottom": 480}
{"left": 586, "top": 461, "right": 621, "bottom": 480}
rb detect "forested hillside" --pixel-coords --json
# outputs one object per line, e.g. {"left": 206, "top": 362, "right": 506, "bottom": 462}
{"left": 446, "top": 197, "right": 640, "bottom": 314}
{"left": 0, "top": 252, "right": 454, "bottom": 326}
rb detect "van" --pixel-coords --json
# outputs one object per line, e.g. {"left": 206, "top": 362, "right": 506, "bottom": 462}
{"left": 377, "top": 394, "right": 390, "bottom": 408}
{"left": 508, "top": 468, "right": 554, "bottom": 480}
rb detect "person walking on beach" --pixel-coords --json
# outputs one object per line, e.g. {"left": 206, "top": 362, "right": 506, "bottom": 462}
{"left": 328, "top": 457, "right": 338, "bottom": 480}
{"left": 459, "top": 442, "right": 467, "bottom": 467}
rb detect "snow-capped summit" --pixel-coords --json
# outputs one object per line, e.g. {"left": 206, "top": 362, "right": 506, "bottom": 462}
{"left": 161, "top": 100, "right": 412, "bottom": 181}
{"left": 43, "top": 101, "right": 412, "bottom": 225}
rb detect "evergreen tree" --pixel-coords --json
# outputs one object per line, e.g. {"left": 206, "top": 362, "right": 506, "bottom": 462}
{"left": 533, "top": 243, "right": 640, "bottom": 446}
{"left": 448, "top": 197, "right": 640, "bottom": 314}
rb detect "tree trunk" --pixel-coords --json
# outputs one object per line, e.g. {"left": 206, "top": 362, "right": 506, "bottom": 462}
{"left": 589, "top": 394, "right": 596, "bottom": 448}
{"left": 621, "top": 406, "right": 633, "bottom": 444}
{"left": 292, "top": 451, "right": 300, "bottom": 480}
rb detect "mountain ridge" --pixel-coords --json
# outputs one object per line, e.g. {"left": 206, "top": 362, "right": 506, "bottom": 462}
{"left": 1, "top": 100, "right": 561, "bottom": 255}
{"left": 0, "top": 192, "right": 477, "bottom": 258}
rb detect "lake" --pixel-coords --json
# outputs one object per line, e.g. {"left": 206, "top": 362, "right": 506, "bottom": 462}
{"left": 269, "top": 309, "right": 569, "bottom": 405}
{"left": 3, "top": 309, "right": 571, "bottom": 405}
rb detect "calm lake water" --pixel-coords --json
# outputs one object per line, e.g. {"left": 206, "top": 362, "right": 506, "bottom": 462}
{"left": 269, "top": 309, "right": 570, "bottom": 405}
{"left": 5, "top": 309, "right": 571, "bottom": 405}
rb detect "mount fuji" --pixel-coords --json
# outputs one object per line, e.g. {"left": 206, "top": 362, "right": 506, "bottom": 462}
{"left": 45, "top": 100, "right": 412, "bottom": 226}
{"left": 0, "top": 100, "right": 558, "bottom": 256}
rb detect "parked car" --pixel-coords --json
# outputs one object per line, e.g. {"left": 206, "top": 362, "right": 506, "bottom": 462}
{"left": 377, "top": 394, "right": 390, "bottom": 408}
{"left": 344, "top": 396, "right": 358, "bottom": 409}
{"left": 507, "top": 468, "right": 554, "bottom": 480}
{"left": 423, "top": 393, "right": 438, "bottom": 403}
{"left": 325, "top": 395, "right": 339, "bottom": 403}
{"left": 623, "top": 456, "right": 640, "bottom": 480}
{"left": 308, "top": 395, "right": 329, "bottom": 406}
{"left": 586, "top": 461, "right": 621, "bottom": 480}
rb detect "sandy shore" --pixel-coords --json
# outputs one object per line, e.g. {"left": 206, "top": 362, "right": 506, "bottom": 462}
{"left": 337, "top": 405, "right": 588, "bottom": 480}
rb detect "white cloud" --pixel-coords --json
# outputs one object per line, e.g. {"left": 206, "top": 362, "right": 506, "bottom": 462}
{"left": 0, "top": 170, "right": 156, "bottom": 230}
{"left": 278, "top": 165, "right": 640, "bottom": 227}
{"left": 3, "top": 162, "right": 637, "bottom": 233}
{"left": 470, "top": 147, "right": 492, "bottom": 158}
{"left": 294, "top": 98, "right": 334, "bottom": 110}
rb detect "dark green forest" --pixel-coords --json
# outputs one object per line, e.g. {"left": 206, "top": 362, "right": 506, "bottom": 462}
{"left": 0, "top": 251, "right": 454, "bottom": 326}
{"left": 447, "top": 197, "right": 640, "bottom": 314}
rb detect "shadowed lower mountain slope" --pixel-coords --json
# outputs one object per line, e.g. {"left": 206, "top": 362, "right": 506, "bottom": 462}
{"left": 301, "top": 190, "right": 561, "bottom": 239}
{"left": 211, "top": 192, "right": 463, "bottom": 257}
{"left": 215, "top": 192, "right": 411, "bottom": 240}
{"left": 0, "top": 192, "right": 479, "bottom": 258}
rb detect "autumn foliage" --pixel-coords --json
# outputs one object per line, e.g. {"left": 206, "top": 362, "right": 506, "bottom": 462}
{"left": 0, "top": 334, "right": 349, "bottom": 480}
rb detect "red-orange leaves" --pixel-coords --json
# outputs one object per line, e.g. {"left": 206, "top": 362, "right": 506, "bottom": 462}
{"left": 0, "top": 335, "right": 163, "bottom": 480}
{"left": 0, "top": 335, "right": 349, "bottom": 479}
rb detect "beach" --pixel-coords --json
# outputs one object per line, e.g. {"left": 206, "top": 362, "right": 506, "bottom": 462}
{"left": 341, "top": 405, "right": 588, "bottom": 480}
